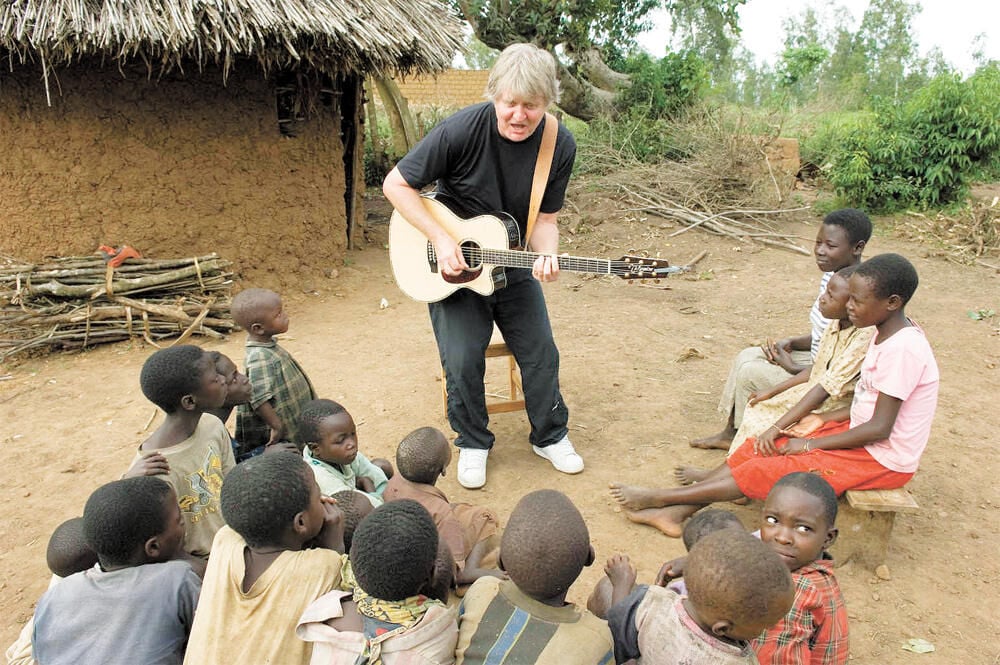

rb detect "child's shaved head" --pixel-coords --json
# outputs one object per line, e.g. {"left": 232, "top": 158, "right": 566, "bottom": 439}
{"left": 685, "top": 529, "right": 794, "bottom": 640}
{"left": 501, "top": 490, "right": 592, "bottom": 601}
{"left": 330, "top": 490, "right": 373, "bottom": 552}
{"left": 46, "top": 517, "right": 98, "bottom": 578}
{"left": 771, "top": 472, "right": 838, "bottom": 528}
{"left": 682, "top": 509, "right": 744, "bottom": 551}
{"left": 231, "top": 288, "right": 280, "bottom": 330}
{"left": 396, "top": 427, "right": 450, "bottom": 484}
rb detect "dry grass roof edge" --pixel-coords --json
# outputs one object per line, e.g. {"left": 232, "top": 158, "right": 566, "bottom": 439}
{"left": 0, "top": 0, "right": 465, "bottom": 81}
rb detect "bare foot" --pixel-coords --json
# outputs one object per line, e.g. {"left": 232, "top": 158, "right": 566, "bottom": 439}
{"left": 609, "top": 483, "right": 664, "bottom": 511}
{"left": 604, "top": 553, "right": 637, "bottom": 590}
{"left": 625, "top": 506, "right": 698, "bottom": 538}
{"left": 688, "top": 431, "right": 733, "bottom": 450}
{"left": 674, "top": 465, "right": 711, "bottom": 485}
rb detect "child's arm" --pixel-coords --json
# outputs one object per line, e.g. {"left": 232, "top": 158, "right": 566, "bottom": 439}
{"left": 748, "top": 367, "right": 811, "bottom": 406}
{"left": 122, "top": 452, "right": 170, "bottom": 478}
{"left": 352, "top": 455, "right": 389, "bottom": 496}
{"left": 456, "top": 539, "right": 507, "bottom": 585}
{"left": 309, "top": 497, "right": 346, "bottom": 553}
{"left": 756, "top": 384, "right": 832, "bottom": 456}
{"left": 764, "top": 337, "right": 811, "bottom": 374}
{"left": 605, "top": 553, "right": 638, "bottom": 610}
{"left": 783, "top": 393, "right": 902, "bottom": 455}
{"left": 254, "top": 400, "right": 285, "bottom": 446}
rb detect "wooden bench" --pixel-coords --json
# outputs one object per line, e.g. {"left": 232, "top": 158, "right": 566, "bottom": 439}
{"left": 828, "top": 488, "right": 919, "bottom": 569}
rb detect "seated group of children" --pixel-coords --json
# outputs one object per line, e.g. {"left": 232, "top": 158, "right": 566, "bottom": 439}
{"left": 16, "top": 209, "right": 940, "bottom": 664}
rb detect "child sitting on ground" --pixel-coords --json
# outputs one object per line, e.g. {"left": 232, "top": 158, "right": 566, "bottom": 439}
{"left": 455, "top": 490, "right": 613, "bottom": 665}
{"left": 753, "top": 473, "right": 849, "bottom": 664}
{"left": 124, "top": 345, "right": 235, "bottom": 559}
{"left": 299, "top": 399, "right": 391, "bottom": 507}
{"left": 232, "top": 287, "right": 318, "bottom": 458}
{"left": 605, "top": 529, "right": 794, "bottom": 664}
{"left": 691, "top": 209, "right": 872, "bottom": 451}
{"left": 384, "top": 427, "right": 503, "bottom": 587}
{"left": 297, "top": 500, "right": 459, "bottom": 664}
{"left": 610, "top": 253, "right": 939, "bottom": 538}
{"left": 183, "top": 453, "right": 346, "bottom": 665}
{"left": 32, "top": 477, "right": 200, "bottom": 665}
{"left": 6, "top": 518, "right": 100, "bottom": 665}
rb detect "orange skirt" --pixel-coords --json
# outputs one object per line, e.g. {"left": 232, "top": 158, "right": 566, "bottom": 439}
{"left": 727, "top": 420, "right": 914, "bottom": 500}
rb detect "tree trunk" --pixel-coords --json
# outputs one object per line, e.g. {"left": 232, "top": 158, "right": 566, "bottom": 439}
{"left": 373, "top": 77, "right": 419, "bottom": 158}
{"left": 555, "top": 63, "right": 617, "bottom": 121}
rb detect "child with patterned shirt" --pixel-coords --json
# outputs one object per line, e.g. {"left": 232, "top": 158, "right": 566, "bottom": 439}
{"left": 124, "top": 345, "right": 234, "bottom": 559}
{"left": 298, "top": 399, "right": 392, "bottom": 507}
{"left": 232, "top": 288, "right": 317, "bottom": 458}
{"left": 455, "top": 490, "right": 613, "bottom": 665}
{"left": 753, "top": 473, "right": 849, "bottom": 665}
{"left": 296, "top": 500, "right": 458, "bottom": 664}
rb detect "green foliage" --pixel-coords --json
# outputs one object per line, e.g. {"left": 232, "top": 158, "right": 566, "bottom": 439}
{"left": 815, "top": 66, "right": 1000, "bottom": 212}
{"left": 615, "top": 50, "right": 708, "bottom": 119}
{"left": 576, "top": 109, "right": 683, "bottom": 171}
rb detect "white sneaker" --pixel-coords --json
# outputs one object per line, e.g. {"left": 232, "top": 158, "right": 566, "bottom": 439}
{"left": 533, "top": 436, "right": 584, "bottom": 474}
{"left": 457, "top": 448, "right": 489, "bottom": 489}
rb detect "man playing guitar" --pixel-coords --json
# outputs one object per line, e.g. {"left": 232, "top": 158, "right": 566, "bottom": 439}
{"left": 382, "top": 42, "right": 583, "bottom": 489}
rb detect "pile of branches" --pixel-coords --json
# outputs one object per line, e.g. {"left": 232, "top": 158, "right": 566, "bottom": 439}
{"left": 0, "top": 253, "right": 235, "bottom": 360}
{"left": 573, "top": 110, "right": 811, "bottom": 255}
{"left": 897, "top": 200, "right": 1000, "bottom": 270}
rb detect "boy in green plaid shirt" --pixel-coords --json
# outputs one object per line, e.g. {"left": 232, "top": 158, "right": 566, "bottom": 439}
{"left": 233, "top": 288, "right": 317, "bottom": 460}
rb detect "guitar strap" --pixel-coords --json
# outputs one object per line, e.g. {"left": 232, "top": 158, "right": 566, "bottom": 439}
{"left": 524, "top": 112, "right": 558, "bottom": 249}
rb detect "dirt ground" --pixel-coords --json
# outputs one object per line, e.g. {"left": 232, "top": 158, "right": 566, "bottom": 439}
{"left": 1, "top": 194, "right": 998, "bottom": 663}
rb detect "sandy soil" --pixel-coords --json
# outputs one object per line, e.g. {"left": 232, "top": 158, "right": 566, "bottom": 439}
{"left": 2, "top": 195, "right": 998, "bottom": 663}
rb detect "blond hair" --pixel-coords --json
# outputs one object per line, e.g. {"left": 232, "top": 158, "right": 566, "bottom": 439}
{"left": 485, "top": 43, "right": 560, "bottom": 106}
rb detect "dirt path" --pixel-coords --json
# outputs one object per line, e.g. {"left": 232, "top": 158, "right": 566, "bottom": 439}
{"left": 2, "top": 201, "right": 998, "bottom": 663}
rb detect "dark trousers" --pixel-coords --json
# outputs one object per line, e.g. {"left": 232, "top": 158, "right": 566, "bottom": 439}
{"left": 429, "top": 269, "right": 569, "bottom": 451}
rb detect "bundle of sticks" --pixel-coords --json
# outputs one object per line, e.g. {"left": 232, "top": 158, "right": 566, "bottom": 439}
{"left": 0, "top": 253, "right": 236, "bottom": 360}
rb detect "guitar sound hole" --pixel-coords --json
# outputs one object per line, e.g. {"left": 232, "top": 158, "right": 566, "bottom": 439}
{"left": 460, "top": 240, "right": 482, "bottom": 270}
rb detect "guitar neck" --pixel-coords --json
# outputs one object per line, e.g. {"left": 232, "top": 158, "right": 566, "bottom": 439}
{"left": 462, "top": 247, "right": 620, "bottom": 275}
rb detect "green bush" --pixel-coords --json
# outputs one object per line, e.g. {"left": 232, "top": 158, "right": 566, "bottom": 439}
{"left": 616, "top": 50, "right": 708, "bottom": 120}
{"left": 817, "top": 65, "right": 1000, "bottom": 212}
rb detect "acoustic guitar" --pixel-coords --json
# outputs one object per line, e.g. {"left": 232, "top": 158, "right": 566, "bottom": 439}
{"left": 389, "top": 195, "right": 683, "bottom": 303}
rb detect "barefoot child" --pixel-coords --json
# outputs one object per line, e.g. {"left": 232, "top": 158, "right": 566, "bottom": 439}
{"left": 753, "top": 473, "right": 848, "bottom": 664}
{"left": 183, "top": 453, "right": 346, "bottom": 665}
{"left": 691, "top": 209, "right": 872, "bottom": 451}
{"left": 298, "top": 399, "right": 391, "bottom": 507}
{"left": 296, "top": 500, "right": 459, "bottom": 664}
{"left": 455, "top": 490, "right": 613, "bottom": 664}
{"left": 611, "top": 253, "right": 939, "bottom": 537}
{"left": 384, "top": 427, "right": 503, "bottom": 587}
{"left": 125, "top": 345, "right": 234, "bottom": 558}
{"left": 605, "top": 530, "right": 793, "bottom": 664}
{"left": 33, "top": 477, "right": 199, "bottom": 665}
{"left": 232, "top": 288, "right": 318, "bottom": 458}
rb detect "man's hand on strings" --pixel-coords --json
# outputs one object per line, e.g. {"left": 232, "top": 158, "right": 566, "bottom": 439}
{"left": 433, "top": 235, "right": 469, "bottom": 277}
{"left": 532, "top": 254, "right": 561, "bottom": 282}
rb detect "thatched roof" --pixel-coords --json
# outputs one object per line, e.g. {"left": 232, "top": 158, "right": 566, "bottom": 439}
{"left": 0, "top": 0, "right": 464, "bottom": 81}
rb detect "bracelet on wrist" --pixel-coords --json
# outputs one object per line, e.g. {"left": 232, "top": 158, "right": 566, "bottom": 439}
{"left": 804, "top": 440, "right": 811, "bottom": 452}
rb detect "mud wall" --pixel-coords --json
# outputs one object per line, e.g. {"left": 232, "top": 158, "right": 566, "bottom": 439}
{"left": 0, "top": 61, "right": 349, "bottom": 289}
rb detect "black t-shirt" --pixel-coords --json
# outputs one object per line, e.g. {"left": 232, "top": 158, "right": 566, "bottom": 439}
{"left": 396, "top": 101, "right": 576, "bottom": 237}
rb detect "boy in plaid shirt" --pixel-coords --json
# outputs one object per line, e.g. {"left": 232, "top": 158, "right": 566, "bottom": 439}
{"left": 753, "top": 472, "right": 849, "bottom": 665}
{"left": 233, "top": 288, "right": 317, "bottom": 460}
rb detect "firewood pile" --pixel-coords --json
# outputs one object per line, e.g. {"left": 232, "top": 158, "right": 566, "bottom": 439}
{"left": 0, "top": 253, "right": 236, "bottom": 360}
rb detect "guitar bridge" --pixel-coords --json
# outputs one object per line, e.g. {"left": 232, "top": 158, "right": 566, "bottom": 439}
{"left": 427, "top": 241, "right": 438, "bottom": 274}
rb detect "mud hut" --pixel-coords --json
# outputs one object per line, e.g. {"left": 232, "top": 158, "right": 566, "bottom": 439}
{"left": 0, "top": 0, "right": 463, "bottom": 287}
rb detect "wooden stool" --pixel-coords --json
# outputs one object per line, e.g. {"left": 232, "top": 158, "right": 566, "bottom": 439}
{"left": 828, "top": 488, "right": 920, "bottom": 569}
{"left": 441, "top": 330, "right": 525, "bottom": 416}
